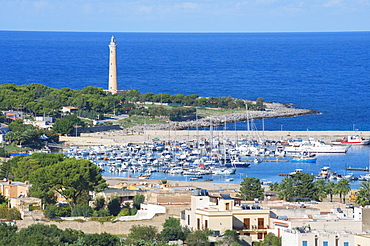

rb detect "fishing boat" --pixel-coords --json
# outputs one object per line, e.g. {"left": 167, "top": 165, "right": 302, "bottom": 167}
{"left": 331, "top": 135, "right": 370, "bottom": 145}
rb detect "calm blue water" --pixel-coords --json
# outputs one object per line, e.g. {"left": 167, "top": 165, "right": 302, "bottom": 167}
{"left": 100, "top": 145, "right": 370, "bottom": 189}
{"left": 1, "top": 31, "right": 369, "bottom": 131}
{"left": 1, "top": 31, "right": 370, "bottom": 188}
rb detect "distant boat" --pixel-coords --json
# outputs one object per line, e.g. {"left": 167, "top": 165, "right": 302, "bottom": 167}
{"left": 291, "top": 156, "right": 317, "bottom": 163}
{"left": 331, "top": 135, "right": 370, "bottom": 145}
{"left": 138, "top": 174, "right": 151, "bottom": 179}
{"left": 285, "top": 140, "right": 350, "bottom": 153}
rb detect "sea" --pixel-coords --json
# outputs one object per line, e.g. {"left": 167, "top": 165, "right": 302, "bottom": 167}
{"left": 0, "top": 31, "right": 369, "bottom": 188}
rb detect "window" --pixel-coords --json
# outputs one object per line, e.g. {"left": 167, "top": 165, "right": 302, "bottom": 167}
{"left": 226, "top": 203, "right": 230, "bottom": 210}
{"left": 243, "top": 218, "right": 250, "bottom": 229}
{"left": 205, "top": 220, "right": 208, "bottom": 229}
{"left": 197, "top": 218, "right": 200, "bottom": 230}
{"left": 343, "top": 243, "right": 349, "bottom": 246}
{"left": 302, "top": 241, "right": 308, "bottom": 246}
{"left": 323, "top": 242, "right": 328, "bottom": 246}
{"left": 258, "top": 218, "right": 264, "bottom": 229}
{"left": 257, "top": 233, "right": 263, "bottom": 239}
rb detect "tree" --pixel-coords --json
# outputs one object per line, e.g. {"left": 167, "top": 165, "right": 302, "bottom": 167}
{"left": 325, "top": 182, "right": 337, "bottom": 202}
{"left": 160, "top": 217, "right": 190, "bottom": 242}
{"left": 276, "top": 173, "right": 317, "bottom": 202}
{"left": 11, "top": 157, "right": 40, "bottom": 182}
{"left": 335, "top": 179, "right": 351, "bottom": 203}
{"left": 253, "top": 232, "right": 281, "bottom": 246}
{"left": 29, "top": 158, "right": 107, "bottom": 206}
{"left": 15, "top": 224, "right": 83, "bottom": 246}
{"left": 71, "top": 204, "right": 94, "bottom": 217}
{"left": 356, "top": 180, "right": 370, "bottom": 206}
{"left": 0, "top": 223, "right": 17, "bottom": 246}
{"left": 218, "top": 230, "right": 240, "bottom": 246}
{"left": 125, "top": 225, "right": 159, "bottom": 245}
{"left": 80, "top": 232, "right": 121, "bottom": 246}
{"left": 314, "top": 179, "right": 328, "bottom": 201}
{"left": 238, "top": 177, "right": 264, "bottom": 201}
{"left": 186, "top": 230, "right": 212, "bottom": 246}
{"left": 52, "top": 115, "right": 85, "bottom": 135}
{"left": 107, "top": 196, "right": 121, "bottom": 216}
{"left": 94, "top": 196, "right": 106, "bottom": 211}
{"left": 133, "top": 194, "right": 145, "bottom": 209}
{"left": 0, "top": 204, "right": 21, "bottom": 221}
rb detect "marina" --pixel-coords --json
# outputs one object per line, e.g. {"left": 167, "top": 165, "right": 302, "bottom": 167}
{"left": 62, "top": 135, "right": 370, "bottom": 189}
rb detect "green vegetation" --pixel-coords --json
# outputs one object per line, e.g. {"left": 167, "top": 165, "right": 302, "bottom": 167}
{"left": 0, "top": 83, "right": 264, "bottom": 121}
{"left": 160, "top": 217, "right": 190, "bottom": 242}
{"left": 5, "top": 119, "right": 58, "bottom": 148}
{"left": 356, "top": 180, "right": 370, "bottom": 206}
{"left": 270, "top": 173, "right": 351, "bottom": 202}
{"left": 238, "top": 177, "right": 264, "bottom": 201}
{"left": 253, "top": 232, "right": 281, "bottom": 246}
{"left": 1, "top": 153, "right": 107, "bottom": 207}
{"left": 119, "top": 116, "right": 168, "bottom": 129}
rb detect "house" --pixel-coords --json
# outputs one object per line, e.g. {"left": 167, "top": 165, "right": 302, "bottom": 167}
{"left": 3, "top": 111, "right": 23, "bottom": 122}
{"left": 0, "top": 180, "right": 32, "bottom": 198}
{"left": 180, "top": 190, "right": 271, "bottom": 242}
{"left": 282, "top": 230, "right": 355, "bottom": 246}
{"left": 0, "top": 123, "right": 10, "bottom": 142}
{"left": 61, "top": 106, "right": 78, "bottom": 113}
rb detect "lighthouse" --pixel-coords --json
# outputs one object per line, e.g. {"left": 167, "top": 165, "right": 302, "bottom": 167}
{"left": 108, "top": 36, "right": 118, "bottom": 93}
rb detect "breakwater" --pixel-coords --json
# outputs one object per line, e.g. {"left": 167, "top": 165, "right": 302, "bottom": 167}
{"left": 125, "top": 102, "right": 318, "bottom": 134}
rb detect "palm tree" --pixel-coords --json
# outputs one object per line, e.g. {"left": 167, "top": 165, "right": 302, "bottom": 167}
{"left": 356, "top": 180, "right": 370, "bottom": 206}
{"left": 314, "top": 179, "right": 328, "bottom": 201}
{"left": 335, "top": 179, "right": 351, "bottom": 203}
{"left": 326, "top": 182, "right": 337, "bottom": 202}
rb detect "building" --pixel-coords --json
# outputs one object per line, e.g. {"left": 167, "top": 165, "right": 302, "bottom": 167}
{"left": 0, "top": 180, "right": 32, "bottom": 198}
{"left": 0, "top": 123, "right": 10, "bottom": 142}
{"left": 108, "top": 36, "right": 118, "bottom": 94}
{"left": 180, "top": 190, "right": 271, "bottom": 242}
{"left": 3, "top": 111, "right": 23, "bottom": 122}
{"left": 282, "top": 230, "right": 355, "bottom": 246}
{"left": 61, "top": 106, "right": 78, "bottom": 113}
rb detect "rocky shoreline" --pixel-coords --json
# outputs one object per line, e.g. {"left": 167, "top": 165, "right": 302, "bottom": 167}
{"left": 123, "top": 102, "right": 319, "bottom": 134}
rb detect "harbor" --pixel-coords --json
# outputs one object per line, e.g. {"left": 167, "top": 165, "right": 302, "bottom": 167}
{"left": 61, "top": 130, "right": 370, "bottom": 189}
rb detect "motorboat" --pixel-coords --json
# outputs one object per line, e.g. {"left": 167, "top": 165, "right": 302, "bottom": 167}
{"left": 285, "top": 140, "right": 350, "bottom": 153}
{"left": 291, "top": 156, "right": 317, "bottom": 163}
{"left": 331, "top": 135, "right": 370, "bottom": 145}
{"left": 316, "top": 166, "right": 336, "bottom": 179}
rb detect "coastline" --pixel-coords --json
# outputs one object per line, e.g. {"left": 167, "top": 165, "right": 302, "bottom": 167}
{"left": 103, "top": 176, "right": 241, "bottom": 191}
{"left": 60, "top": 130, "right": 370, "bottom": 147}
{"left": 117, "top": 101, "right": 319, "bottom": 133}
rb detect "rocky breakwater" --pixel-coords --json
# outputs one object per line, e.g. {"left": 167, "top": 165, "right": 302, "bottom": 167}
{"left": 124, "top": 102, "right": 319, "bottom": 133}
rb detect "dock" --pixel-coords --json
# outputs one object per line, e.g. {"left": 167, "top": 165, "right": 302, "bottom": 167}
{"left": 346, "top": 167, "right": 370, "bottom": 172}
{"left": 264, "top": 159, "right": 289, "bottom": 162}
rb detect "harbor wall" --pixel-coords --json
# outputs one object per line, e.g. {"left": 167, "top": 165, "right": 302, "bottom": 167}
{"left": 62, "top": 130, "right": 370, "bottom": 146}
{"left": 15, "top": 214, "right": 166, "bottom": 234}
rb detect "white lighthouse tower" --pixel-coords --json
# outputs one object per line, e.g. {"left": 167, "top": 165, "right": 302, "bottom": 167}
{"left": 108, "top": 36, "right": 118, "bottom": 93}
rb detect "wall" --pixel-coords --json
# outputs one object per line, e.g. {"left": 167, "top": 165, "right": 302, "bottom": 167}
{"left": 15, "top": 214, "right": 167, "bottom": 235}
{"left": 116, "top": 203, "right": 166, "bottom": 221}
{"left": 81, "top": 125, "right": 121, "bottom": 133}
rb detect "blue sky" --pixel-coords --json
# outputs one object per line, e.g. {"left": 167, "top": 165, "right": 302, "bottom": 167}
{"left": 1, "top": 0, "right": 370, "bottom": 32}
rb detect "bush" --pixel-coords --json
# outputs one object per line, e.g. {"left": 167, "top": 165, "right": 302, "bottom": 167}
{"left": 71, "top": 204, "right": 93, "bottom": 217}
{"left": 45, "top": 204, "right": 71, "bottom": 218}
{"left": 107, "top": 196, "right": 121, "bottom": 216}
{"left": 118, "top": 208, "right": 130, "bottom": 216}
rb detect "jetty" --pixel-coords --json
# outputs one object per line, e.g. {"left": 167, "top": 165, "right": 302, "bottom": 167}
{"left": 346, "top": 167, "right": 370, "bottom": 172}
